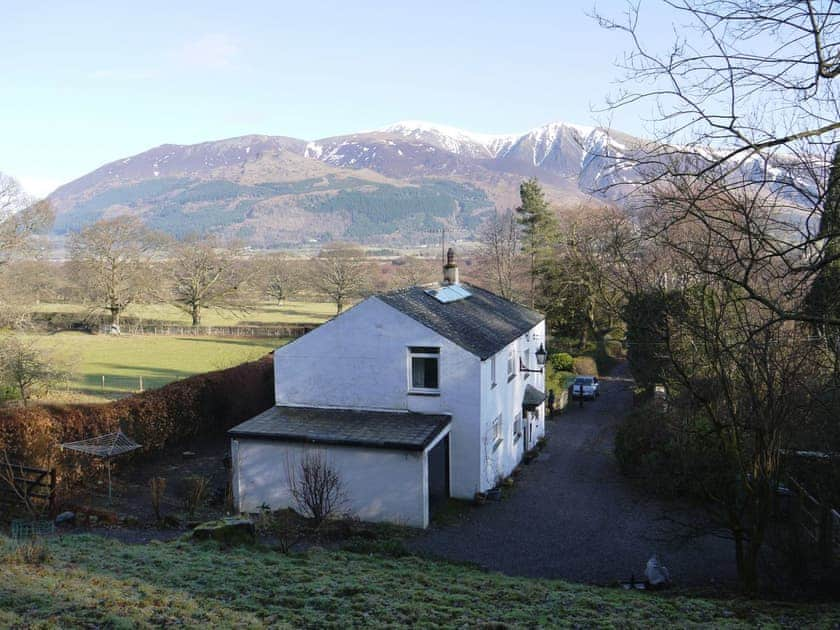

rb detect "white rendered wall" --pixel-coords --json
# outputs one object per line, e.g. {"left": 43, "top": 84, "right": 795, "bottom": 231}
{"left": 232, "top": 438, "right": 429, "bottom": 528}
{"left": 478, "top": 320, "right": 546, "bottom": 490}
{"left": 273, "top": 297, "right": 482, "bottom": 499}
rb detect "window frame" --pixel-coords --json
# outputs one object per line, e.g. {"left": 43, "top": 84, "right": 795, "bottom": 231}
{"left": 506, "top": 349, "right": 516, "bottom": 382}
{"left": 407, "top": 346, "right": 441, "bottom": 395}
{"left": 491, "top": 414, "right": 503, "bottom": 450}
{"left": 523, "top": 348, "right": 531, "bottom": 380}
{"left": 490, "top": 355, "right": 497, "bottom": 388}
{"left": 513, "top": 412, "right": 522, "bottom": 442}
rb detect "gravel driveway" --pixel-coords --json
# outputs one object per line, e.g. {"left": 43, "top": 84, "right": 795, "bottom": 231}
{"left": 409, "top": 361, "right": 737, "bottom": 588}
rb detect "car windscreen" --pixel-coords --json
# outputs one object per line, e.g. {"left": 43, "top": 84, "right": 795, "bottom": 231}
{"left": 574, "top": 377, "right": 593, "bottom": 385}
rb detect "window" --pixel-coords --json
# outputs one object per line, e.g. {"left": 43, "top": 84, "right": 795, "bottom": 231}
{"left": 409, "top": 346, "right": 439, "bottom": 394}
{"left": 490, "top": 356, "right": 497, "bottom": 388}
{"left": 507, "top": 349, "right": 515, "bottom": 381}
{"left": 491, "top": 414, "right": 502, "bottom": 450}
{"left": 523, "top": 349, "right": 531, "bottom": 379}
{"left": 513, "top": 412, "right": 522, "bottom": 441}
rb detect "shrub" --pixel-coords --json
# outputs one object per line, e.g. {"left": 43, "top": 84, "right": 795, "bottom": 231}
{"left": 255, "top": 507, "right": 304, "bottom": 553}
{"left": 0, "top": 356, "right": 274, "bottom": 488}
{"left": 149, "top": 477, "right": 166, "bottom": 522}
{"left": 183, "top": 476, "right": 210, "bottom": 518}
{"left": 6, "top": 538, "right": 51, "bottom": 564}
{"left": 285, "top": 450, "right": 347, "bottom": 526}
{"left": 549, "top": 352, "right": 574, "bottom": 372}
{"left": 572, "top": 356, "right": 598, "bottom": 376}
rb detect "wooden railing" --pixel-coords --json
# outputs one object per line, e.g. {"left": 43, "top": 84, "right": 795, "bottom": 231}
{"left": 0, "top": 462, "right": 57, "bottom": 517}
{"left": 788, "top": 476, "right": 839, "bottom": 567}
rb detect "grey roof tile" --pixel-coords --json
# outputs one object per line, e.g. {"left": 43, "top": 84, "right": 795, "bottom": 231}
{"left": 523, "top": 384, "right": 546, "bottom": 408}
{"left": 377, "top": 283, "right": 543, "bottom": 360}
{"left": 228, "top": 406, "right": 450, "bottom": 451}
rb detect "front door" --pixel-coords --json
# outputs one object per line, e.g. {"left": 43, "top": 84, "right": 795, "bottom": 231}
{"left": 523, "top": 414, "right": 530, "bottom": 451}
{"left": 427, "top": 435, "right": 450, "bottom": 520}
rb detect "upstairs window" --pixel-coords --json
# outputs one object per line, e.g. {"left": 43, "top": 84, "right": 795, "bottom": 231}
{"left": 491, "top": 414, "right": 502, "bottom": 450}
{"left": 507, "top": 349, "right": 515, "bottom": 381}
{"left": 490, "top": 356, "right": 497, "bottom": 388}
{"left": 409, "top": 346, "right": 439, "bottom": 394}
{"left": 523, "top": 349, "right": 531, "bottom": 379}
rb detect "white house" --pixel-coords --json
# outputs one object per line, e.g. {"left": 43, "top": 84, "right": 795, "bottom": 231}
{"left": 229, "top": 249, "right": 547, "bottom": 528}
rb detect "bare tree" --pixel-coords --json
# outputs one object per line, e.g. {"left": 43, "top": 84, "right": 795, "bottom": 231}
{"left": 311, "top": 243, "right": 369, "bottom": 314}
{"left": 68, "top": 216, "right": 161, "bottom": 332}
{"left": 391, "top": 256, "right": 438, "bottom": 289}
{"left": 594, "top": 0, "right": 840, "bottom": 330}
{"left": 540, "top": 205, "right": 632, "bottom": 347}
{"left": 166, "top": 235, "right": 246, "bottom": 326}
{"left": 261, "top": 255, "right": 304, "bottom": 305}
{"left": 478, "top": 210, "right": 521, "bottom": 300}
{"left": 0, "top": 451, "right": 43, "bottom": 517}
{"left": 0, "top": 336, "right": 67, "bottom": 406}
{"left": 0, "top": 174, "right": 53, "bottom": 267}
{"left": 285, "top": 450, "right": 347, "bottom": 526}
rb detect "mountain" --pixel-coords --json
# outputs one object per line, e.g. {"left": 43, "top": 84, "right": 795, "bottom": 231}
{"left": 47, "top": 121, "right": 647, "bottom": 247}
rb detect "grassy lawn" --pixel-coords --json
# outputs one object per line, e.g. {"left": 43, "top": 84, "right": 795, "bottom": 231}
{"left": 31, "top": 299, "right": 337, "bottom": 326}
{"left": 1, "top": 535, "right": 837, "bottom": 628}
{"left": 25, "top": 332, "right": 284, "bottom": 402}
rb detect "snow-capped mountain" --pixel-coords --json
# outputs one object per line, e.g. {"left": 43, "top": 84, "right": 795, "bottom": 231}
{"left": 45, "top": 118, "right": 802, "bottom": 246}
{"left": 304, "top": 120, "right": 642, "bottom": 194}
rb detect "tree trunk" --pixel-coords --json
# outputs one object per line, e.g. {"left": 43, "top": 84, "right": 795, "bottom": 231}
{"left": 192, "top": 303, "right": 202, "bottom": 327}
{"left": 109, "top": 307, "right": 121, "bottom": 330}
{"left": 336, "top": 296, "right": 343, "bottom": 314}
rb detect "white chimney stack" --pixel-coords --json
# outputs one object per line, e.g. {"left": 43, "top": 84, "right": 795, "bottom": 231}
{"left": 443, "top": 247, "right": 459, "bottom": 285}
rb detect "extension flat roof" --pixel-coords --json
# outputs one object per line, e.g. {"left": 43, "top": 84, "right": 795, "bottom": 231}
{"left": 228, "top": 406, "right": 451, "bottom": 452}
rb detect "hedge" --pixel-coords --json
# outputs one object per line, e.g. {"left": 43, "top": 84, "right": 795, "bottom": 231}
{"left": 0, "top": 355, "right": 274, "bottom": 487}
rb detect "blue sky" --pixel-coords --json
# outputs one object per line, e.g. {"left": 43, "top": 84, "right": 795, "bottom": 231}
{"left": 1, "top": 1, "right": 673, "bottom": 196}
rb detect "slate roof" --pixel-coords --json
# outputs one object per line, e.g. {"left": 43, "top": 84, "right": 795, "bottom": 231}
{"left": 523, "top": 384, "right": 547, "bottom": 408}
{"left": 228, "top": 406, "right": 451, "bottom": 451}
{"left": 377, "top": 283, "right": 544, "bottom": 360}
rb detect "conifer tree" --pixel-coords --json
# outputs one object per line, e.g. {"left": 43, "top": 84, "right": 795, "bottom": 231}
{"left": 515, "top": 178, "right": 557, "bottom": 307}
{"left": 806, "top": 146, "right": 840, "bottom": 333}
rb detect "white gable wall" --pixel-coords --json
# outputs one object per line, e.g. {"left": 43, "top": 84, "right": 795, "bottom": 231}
{"left": 232, "top": 439, "right": 428, "bottom": 527}
{"left": 273, "top": 297, "right": 483, "bottom": 498}
{"left": 479, "top": 320, "right": 546, "bottom": 490}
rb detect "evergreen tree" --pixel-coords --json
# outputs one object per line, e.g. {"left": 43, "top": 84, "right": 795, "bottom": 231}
{"left": 806, "top": 146, "right": 840, "bottom": 333}
{"left": 515, "top": 178, "right": 557, "bottom": 306}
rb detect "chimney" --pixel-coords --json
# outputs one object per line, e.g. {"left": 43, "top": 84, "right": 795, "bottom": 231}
{"left": 443, "top": 247, "right": 459, "bottom": 285}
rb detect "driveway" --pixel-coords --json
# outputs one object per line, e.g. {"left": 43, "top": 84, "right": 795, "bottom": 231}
{"left": 409, "top": 361, "right": 737, "bottom": 587}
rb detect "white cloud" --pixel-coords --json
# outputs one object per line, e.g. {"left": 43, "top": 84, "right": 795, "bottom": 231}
{"left": 178, "top": 34, "right": 241, "bottom": 70}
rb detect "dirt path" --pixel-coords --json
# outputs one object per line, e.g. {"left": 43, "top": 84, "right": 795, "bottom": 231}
{"left": 409, "top": 361, "right": 737, "bottom": 588}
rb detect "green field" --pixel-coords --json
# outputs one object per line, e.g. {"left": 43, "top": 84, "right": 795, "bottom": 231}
{"left": 1, "top": 535, "right": 837, "bottom": 628}
{"left": 31, "top": 299, "right": 337, "bottom": 327}
{"left": 27, "top": 332, "right": 285, "bottom": 402}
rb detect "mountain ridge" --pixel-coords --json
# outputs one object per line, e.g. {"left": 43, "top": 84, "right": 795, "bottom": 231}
{"left": 45, "top": 119, "right": 645, "bottom": 246}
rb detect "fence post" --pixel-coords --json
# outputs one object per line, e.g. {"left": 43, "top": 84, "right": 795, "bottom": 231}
{"left": 49, "top": 468, "right": 57, "bottom": 517}
{"left": 101, "top": 375, "right": 105, "bottom": 391}
{"left": 139, "top": 376, "right": 144, "bottom": 392}
{"left": 791, "top": 486, "right": 806, "bottom": 579}
{"left": 820, "top": 505, "right": 834, "bottom": 568}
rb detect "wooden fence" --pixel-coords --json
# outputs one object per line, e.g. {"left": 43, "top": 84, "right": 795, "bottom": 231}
{"left": 0, "top": 462, "right": 57, "bottom": 517}
{"left": 788, "top": 476, "right": 840, "bottom": 567}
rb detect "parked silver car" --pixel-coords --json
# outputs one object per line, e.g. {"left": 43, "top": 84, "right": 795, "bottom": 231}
{"left": 571, "top": 375, "right": 599, "bottom": 400}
